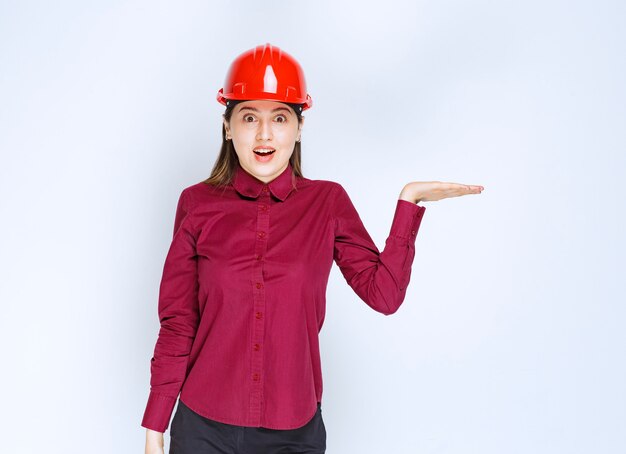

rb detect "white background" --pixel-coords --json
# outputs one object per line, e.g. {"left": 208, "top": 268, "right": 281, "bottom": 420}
{"left": 1, "top": 1, "right": 624, "bottom": 453}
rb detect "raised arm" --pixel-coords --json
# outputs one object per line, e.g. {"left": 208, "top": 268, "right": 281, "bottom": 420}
{"left": 332, "top": 183, "right": 426, "bottom": 315}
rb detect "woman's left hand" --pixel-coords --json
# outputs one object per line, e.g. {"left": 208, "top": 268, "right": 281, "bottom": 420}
{"left": 399, "top": 181, "right": 484, "bottom": 204}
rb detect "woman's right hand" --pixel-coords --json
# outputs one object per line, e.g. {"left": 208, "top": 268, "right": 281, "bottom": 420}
{"left": 145, "top": 428, "right": 164, "bottom": 454}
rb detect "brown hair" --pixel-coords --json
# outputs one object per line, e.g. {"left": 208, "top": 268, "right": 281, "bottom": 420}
{"left": 203, "top": 100, "right": 305, "bottom": 187}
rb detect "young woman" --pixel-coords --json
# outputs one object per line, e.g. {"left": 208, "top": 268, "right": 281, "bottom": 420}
{"left": 142, "top": 43, "right": 484, "bottom": 454}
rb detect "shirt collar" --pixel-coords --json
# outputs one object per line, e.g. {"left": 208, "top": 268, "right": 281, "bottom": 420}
{"left": 232, "top": 160, "right": 297, "bottom": 202}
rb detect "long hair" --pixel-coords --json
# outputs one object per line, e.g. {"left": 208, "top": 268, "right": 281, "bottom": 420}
{"left": 203, "top": 100, "right": 305, "bottom": 187}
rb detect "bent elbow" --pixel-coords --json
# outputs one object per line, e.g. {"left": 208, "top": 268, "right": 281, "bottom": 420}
{"left": 369, "top": 296, "right": 403, "bottom": 315}
{"left": 381, "top": 304, "right": 401, "bottom": 316}
{"left": 365, "top": 285, "right": 405, "bottom": 315}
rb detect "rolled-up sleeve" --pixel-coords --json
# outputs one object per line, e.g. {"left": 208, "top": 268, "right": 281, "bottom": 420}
{"left": 332, "top": 183, "right": 426, "bottom": 315}
{"left": 141, "top": 189, "right": 200, "bottom": 433}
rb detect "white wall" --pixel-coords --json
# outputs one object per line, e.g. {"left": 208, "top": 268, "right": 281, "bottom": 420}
{"left": 1, "top": 1, "right": 624, "bottom": 453}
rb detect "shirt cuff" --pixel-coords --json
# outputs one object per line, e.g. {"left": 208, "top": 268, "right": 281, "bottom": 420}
{"left": 389, "top": 199, "right": 426, "bottom": 241}
{"left": 141, "top": 391, "right": 178, "bottom": 433}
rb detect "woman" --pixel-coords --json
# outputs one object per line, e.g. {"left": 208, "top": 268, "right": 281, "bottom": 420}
{"left": 142, "top": 43, "right": 483, "bottom": 454}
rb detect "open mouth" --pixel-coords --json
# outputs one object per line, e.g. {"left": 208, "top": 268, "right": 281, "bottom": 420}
{"left": 253, "top": 149, "right": 276, "bottom": 156}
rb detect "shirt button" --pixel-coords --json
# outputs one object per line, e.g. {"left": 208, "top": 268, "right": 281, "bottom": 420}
{"left": 256, "top": 254, "right": 263, "bottom": 260}
{"left": 256, "top": 282, "right": 263, "bottom": 289}
{"left": 253, "top": 343, "right": 260, "bottom": 351}
{"left": 255, "top": 312, "right": 263, "bottom": 319}
{"left": 252, "top": 373, "right": 260, "bottom": 381}
{"left": 259, "top": 204, "right": 268, "bottom": 211}
{"left": 262, "top": 186, "right": 269, "bottom": 192}
{"left": 257, "top": 231, "right": 265, "bottom": 238}
{"left": 411, "top": 230, "right": 416, "bottom": 235}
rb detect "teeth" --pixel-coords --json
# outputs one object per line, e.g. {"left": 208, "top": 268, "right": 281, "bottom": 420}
{"left": 255, "top": 149, "right": 275, "bottom": 154}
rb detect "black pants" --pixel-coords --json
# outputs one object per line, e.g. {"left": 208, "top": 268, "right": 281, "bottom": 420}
{"left": 170, "top": 400, "right": 327, "bottom": 454}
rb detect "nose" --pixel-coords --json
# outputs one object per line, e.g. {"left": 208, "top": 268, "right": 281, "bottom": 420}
{"left": 256, "top": 119, "right": 273, "bottom": 141}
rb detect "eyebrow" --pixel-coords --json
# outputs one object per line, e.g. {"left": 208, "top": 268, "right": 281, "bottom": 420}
{"left": 238, "top": 106, "right": 292, "bottom": 114}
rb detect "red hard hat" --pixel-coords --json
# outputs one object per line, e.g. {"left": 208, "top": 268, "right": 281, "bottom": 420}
{"left": 217, "top": 43, "right": 313, "bottom": 111}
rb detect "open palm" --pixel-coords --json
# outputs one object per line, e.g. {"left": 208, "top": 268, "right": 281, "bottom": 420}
{"left": 400, "top": 181, "right": 484, "bottom": 203}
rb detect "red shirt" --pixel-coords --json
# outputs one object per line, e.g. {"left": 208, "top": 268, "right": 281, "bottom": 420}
{"left": 141, "top": 161, "right": 426, "bottom": 433}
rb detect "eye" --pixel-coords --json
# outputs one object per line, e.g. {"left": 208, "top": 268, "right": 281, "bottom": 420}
{"left": 275, "top": 115, "right": 287, "bottom": 123}
{"left": 243, "top": 115, "right": 255, "bottom": 122}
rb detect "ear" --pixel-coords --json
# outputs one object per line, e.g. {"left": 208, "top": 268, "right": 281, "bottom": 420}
{"left": 223, "top": 116, "right": 231, "bottom": 137}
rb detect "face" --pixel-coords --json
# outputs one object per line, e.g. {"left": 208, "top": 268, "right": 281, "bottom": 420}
{"left": 224, "top": 100, "right": 304, "bottom": 183}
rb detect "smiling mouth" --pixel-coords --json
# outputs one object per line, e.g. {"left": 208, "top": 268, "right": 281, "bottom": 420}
{"left": 253, "top": 149, "right": 276, "bottom": 156}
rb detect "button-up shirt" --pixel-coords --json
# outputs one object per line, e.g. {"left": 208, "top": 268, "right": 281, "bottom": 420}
{"left": 141, "top": 161, "right": 426, "bottom": 432}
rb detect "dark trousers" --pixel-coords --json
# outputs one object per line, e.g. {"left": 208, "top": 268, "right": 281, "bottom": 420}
{"left": 170, "top": 400, "right": 326, "bottom": 454}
